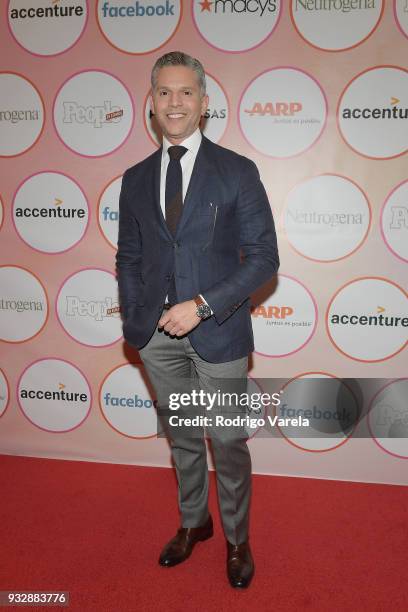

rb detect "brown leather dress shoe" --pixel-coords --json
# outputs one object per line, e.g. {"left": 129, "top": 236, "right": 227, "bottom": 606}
{"left": 159, "top": 515, "right": 213, "bottom": 567}
{"left": 226, "top": 540, "right": 254, "bottom": 588}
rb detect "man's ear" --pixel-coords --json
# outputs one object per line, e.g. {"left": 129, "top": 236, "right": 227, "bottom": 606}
{"left": 150, "top": 92, "right": 155, "bottom": 115}
{"left": 201, "top": 94, "right": 209, "bottom": 116}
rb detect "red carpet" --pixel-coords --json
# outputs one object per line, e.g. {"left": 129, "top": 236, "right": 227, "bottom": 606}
{"left": 0, "top": 454, "right": 407, "bottom": 611}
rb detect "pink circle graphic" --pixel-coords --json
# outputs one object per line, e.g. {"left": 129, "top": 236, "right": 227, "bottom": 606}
{"left": 17, "top": 357, "right": 92, "bottom": 433}
{"left": 12, "top": 170, "right": 90, "bottom": 255}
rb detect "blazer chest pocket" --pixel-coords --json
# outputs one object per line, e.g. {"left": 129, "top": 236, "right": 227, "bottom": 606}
{"left": 199, "top": 202, "right": 218, "bottom": 252}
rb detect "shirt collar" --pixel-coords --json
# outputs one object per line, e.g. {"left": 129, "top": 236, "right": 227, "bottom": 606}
{"left": 162, "top": 129, "right": 202, "bottom": 158}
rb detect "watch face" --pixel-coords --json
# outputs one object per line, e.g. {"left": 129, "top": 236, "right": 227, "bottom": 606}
{"left": 197, "top": 303, "right": 212, "bottom": 319}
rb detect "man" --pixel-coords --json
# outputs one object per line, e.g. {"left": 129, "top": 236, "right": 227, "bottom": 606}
{"left": 116, "top": 51, "right": 279, "bottom": 588}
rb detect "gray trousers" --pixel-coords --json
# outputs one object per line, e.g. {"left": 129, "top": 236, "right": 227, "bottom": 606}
{"left": 139, "top": 324, "right": 251, "bottom": 545}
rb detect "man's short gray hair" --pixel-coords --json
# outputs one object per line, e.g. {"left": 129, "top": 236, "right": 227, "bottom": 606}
{"left": 151, "top": 51, "right": 206, "bottom": 97}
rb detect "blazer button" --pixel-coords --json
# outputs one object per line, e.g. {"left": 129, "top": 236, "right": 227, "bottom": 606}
{"left": 165, "top": 274, "right": 171, "bottom": 281}
{"left": 174, "top": 242, "right": 180, "bottom": 249}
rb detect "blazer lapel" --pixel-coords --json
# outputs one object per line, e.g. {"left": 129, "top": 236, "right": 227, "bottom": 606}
{"left": 176, "top": 136, "right": 213, "bottom": 237}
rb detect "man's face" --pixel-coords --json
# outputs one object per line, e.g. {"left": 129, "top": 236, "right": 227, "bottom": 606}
{"left": 151, "top": 65, "right": 209, "bottom": 145}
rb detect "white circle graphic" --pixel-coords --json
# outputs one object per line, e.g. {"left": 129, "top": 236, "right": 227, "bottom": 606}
{"left": 0, "top": 369, "right": 10, "bottom": 417}
{"left": 395, "top": 0, "right": 408, "bottom": 39}
{"left": 13, "top": 172, "right": 89, "bottom": 253}
{"left": 327, "top": 278, "right": 408, "bottom": 362}
{"left": 56, "top": 269, "right": 122, "bottom": 347}
{"left": 239, "top": 68, "right": 327, "bottom": 158}
{"left": 98, "top": 176, "right": 122, "bottom": 249}
{"left": 277, "top": 373, "right": 357, "bottom": 452}
{"left": 381, "top": 181, "right": 408, "bottom": 263}
{"left": 368, "top": 379, "right": 408, "bottom": 459}
{"left": 8, "top": 0, "right": 88, "bottom": 56}
{"left": 338, "top": 66, "right": 408, "bottom": 159}
{"left": 145, "top": 74, "right": 229, "bottom": 146}
{"left": 18, "top": 359, "right": 91, "bottom": 432}
{"left": 97, "top": 0, "right": 181, "bottom": 54}
{"left": 290, "top": 0, "right": 383, "bottom": 51}
{"left": 193, "top": 0, "right": 281, "bottom": 53}
{"left": 100, "top": 364, "right": 159, "bottom": 438}
{"left": 0, "top": 73, "right": 44, "bottom": 157}
{"left": 0, "top": 266, "right": 48, "bottom": 343}
{"left": 53, "top": 70, "right": 134, "bottom": 157}
{"left": 284, "top": 175, "right": 370, "bottom": 262}
{"left": 252, "top": 275, "right": 317, "bottom": 357}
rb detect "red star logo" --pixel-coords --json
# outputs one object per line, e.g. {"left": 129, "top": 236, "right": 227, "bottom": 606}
{"left": 199, "top": 0, "right": 212, "bottom": 12}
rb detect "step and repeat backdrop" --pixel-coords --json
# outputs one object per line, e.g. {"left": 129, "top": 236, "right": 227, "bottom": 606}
{"left": 0, "top": 0, "right": 407, "bottom": 484}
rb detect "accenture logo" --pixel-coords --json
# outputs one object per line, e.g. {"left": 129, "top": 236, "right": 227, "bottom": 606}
{"left": 8, "top": 0, "right": 87, "bottom": 56}
{"left": 17, "top": 358, "right": 91, "bottom": 432}
{"left": 9, "top": 2, "right": 85, "bottom": 20}
{"left": 330, "top": 306, "right": 408, "bottom": 328}
{"left": 293, "top": 0, "right": 377, "bottom": 13}
{"left": 15, "top": 197, "right": 86, "bottom": 219}
{"left": 327, "top": 277, "right": 408, "bottom": 362}
{"left": 13, "top": 172, "right": 89, "bottom": 254}
{"left": 100, "top": 1, "right": 175, "bottom": 16}
{"left": 198, "top": 0, "right": 277, "bottom": 15}
{"left": 341, "top": 96, "right": 408, "bottom": 120}
{"left": 338, "top": 67, "right": 408, "bottom": 159}
{"left": 20, "top": 382, "right": 88, "bottom": 403}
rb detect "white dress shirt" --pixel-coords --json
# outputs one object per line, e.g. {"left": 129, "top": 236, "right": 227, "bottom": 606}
{"left": 160, "top": 129, "right": 212, "bottom": 313}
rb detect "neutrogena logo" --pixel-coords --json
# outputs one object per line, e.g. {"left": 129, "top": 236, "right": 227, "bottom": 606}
{"left": 287, "top": 210, "right": 363, "bottom": 226}
{"left": 0, "top": 109, "right": 40, "bottom": 124}
{"left": 198, "top": 0, "right": 277, "bottom": 15}
{"left": 100, "top": 0, "right": 175, "bottom": 16}
{"left": 0, "top": 297, "right": 44, "bottom": 312}
{"left": 341, "top": 96, "right": 407, "bottom": 120}
{"left": 292, "top": 0, "right": 377, "bottom": 13}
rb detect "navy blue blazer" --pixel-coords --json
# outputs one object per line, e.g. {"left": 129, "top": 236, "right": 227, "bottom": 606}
{"left": 116, "top": 135, "right": 279, "bottom": 363}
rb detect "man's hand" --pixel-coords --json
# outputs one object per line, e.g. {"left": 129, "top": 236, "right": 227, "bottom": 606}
{"left": 158, "top": 300, "right": 201, "bottom": 336}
